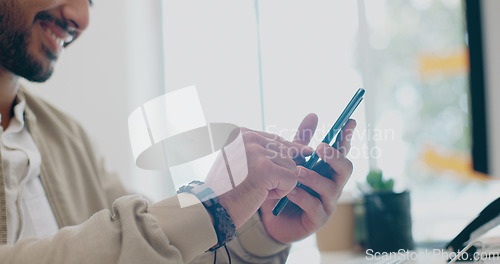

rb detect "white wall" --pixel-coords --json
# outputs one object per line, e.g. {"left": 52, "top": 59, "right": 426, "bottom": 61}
{"left": 162, "top": 0, "right": 263, "bottom": 129}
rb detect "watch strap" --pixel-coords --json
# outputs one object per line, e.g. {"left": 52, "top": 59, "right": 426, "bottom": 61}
{"left": 177, "top": 181, "right": 236, "bottom": 251}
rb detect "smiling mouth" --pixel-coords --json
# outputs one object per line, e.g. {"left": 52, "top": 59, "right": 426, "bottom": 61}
{"left": 44, "top": 27, "right": 65, "bottom": 48}
{"left": 38, "top": 19, "right": 76, "bottom": 52}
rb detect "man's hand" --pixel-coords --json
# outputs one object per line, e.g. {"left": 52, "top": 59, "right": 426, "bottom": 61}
{"left": 205, "top": 128, "right": 314, "bottom": 229}
{"left": 259, "top": 113, "right": 356, "bottom": 244}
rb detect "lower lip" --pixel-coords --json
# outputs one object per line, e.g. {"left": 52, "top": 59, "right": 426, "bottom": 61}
{"left": 39, "top": 23, "right": 63, "bottom": 55}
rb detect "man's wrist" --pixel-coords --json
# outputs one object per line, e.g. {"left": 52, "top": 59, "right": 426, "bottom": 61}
{"left": 215, "top": 180, "right": 267, "bottom": 229}
{"left": 177, "top": 181, "right": 236, "bottom": 251}
{"left": 237, "top": 213, "right": 291, "bottom": 257}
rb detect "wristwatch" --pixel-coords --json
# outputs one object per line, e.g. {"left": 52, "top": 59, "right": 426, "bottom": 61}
{"left": 177, "top": 181, "right": 236, "bottom": 251}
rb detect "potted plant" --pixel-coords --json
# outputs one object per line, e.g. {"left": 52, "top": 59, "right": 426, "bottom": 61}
{"left": 361, "top": 170, "right": 414, "bottom": 253}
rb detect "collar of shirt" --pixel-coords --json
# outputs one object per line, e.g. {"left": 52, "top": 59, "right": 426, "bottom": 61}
{"left": 0, "top": 96, "right": 26, "bottom": 135}
{"left": 0, "top": 94, "right": 58, "bottom": 244}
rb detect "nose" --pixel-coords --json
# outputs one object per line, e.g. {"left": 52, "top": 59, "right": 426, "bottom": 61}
{"left": 61, "top": 0, "right": 90, "bottom": 32}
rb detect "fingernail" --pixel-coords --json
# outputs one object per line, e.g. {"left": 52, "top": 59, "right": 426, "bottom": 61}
{"left": 297, "top": 167, "right": 306, "bottom": 178}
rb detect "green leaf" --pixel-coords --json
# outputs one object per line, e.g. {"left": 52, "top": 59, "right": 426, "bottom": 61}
{"left": 366, "top": 170, "right": 394, "bottom": 191}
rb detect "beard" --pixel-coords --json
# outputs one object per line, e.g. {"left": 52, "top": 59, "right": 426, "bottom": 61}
{"left": 0, "top": 6, "right": 55, "bottom": 83}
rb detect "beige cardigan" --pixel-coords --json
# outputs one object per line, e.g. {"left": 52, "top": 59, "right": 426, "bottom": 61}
{"left": 0, "top": 88, "right": 289, "bottom": 263}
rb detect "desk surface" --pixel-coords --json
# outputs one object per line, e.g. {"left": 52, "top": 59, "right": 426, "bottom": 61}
{"left": 320, "top": 251, "right": 365, "bottom": 263}
{"left": 319, "top": 250, "right": 460, "bottom": 264}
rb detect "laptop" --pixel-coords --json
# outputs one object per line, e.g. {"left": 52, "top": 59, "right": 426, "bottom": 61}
{"left": 347, "top": 197, "right": 500, "bottom": 264}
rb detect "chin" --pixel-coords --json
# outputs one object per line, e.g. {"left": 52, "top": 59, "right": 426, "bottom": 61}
{"left": 1, "top": 37, "right": 57, "bottom": 83}
{"left": 27, "top": 68, "right": 54, "bottom": 83}
{"left": 22, "top": 50, "right": 57, "bottom": 82}
{"left": 22, "top": 61, "right": 55, "bottom": 83}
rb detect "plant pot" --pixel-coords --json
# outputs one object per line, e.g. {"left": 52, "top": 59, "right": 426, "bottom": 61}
{"left": 363, "top": 191, "right": 414, "bottom": 253}
{"left": 316, "top": 197, "right": 356, "bottom": 251}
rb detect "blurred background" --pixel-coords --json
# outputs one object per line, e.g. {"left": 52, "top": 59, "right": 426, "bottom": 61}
{"left": 21, "top": 0, "right": 500, "bottom": 263}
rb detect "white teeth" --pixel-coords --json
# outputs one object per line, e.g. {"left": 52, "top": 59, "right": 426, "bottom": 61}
{"left": 46, "top": 28, "right": 65, "bottom": 48}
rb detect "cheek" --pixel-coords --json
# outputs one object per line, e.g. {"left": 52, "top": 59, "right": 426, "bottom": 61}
{"left": 5, "top": 0, "right": 56, "bottom": 29}
{"left": 25, "top": 28, "right": 41, "bottom": 53}
{"left": 0, "top": 3, "right": 28, "bottom": 31}
{"left": 0, "top": 1, "right": 42, "bottom": 49}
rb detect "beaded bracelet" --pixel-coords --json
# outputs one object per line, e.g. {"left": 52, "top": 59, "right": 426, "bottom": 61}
{"left": 177, "top": 181, "right": 236, "bottom": 251}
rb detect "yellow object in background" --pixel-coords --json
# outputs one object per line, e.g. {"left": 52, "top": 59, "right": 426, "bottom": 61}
{"left": 419, "top": 49, "right": 469, "bottom": 79}
{"left": 422, "top": 146, "right": 490, "bottom": 180}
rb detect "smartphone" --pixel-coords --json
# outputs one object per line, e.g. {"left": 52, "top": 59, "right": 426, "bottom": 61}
{"left": 272, "top": 88, "right": 365, "bottom": 216}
